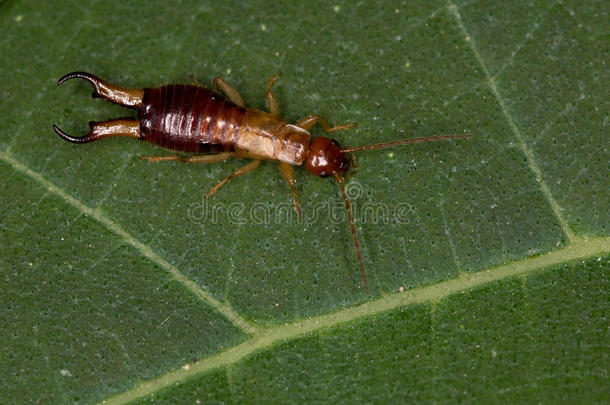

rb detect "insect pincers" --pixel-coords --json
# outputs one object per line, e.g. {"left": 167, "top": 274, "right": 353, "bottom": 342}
{"left": 54, "top": 71, "right": 472, "bottom": 293}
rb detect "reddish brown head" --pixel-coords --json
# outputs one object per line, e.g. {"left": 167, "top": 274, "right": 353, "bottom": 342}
{"left": 305, "top": 137, "right": 350, "bottom": 177}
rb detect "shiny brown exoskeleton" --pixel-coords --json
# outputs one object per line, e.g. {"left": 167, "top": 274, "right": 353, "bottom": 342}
{"left": 54, "top": 71, "right": 472, "bottom": 292}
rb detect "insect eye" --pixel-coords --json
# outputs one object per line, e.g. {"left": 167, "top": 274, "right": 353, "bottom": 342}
{"left": 319, "top": 171, "right": 328, "bottom": 178}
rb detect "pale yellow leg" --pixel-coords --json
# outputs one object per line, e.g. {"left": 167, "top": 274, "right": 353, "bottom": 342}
{"left": 213, "top": 77, "right": 245, "bottom": 107}
{"left": 206, "top": 159, "right": 262, "bottom": 198}
{"left": 279, "top": 162, "right": 302, "bottom": 219}
{"left": 140, "top": 152, "right": 233, "bottom": 163}
{"left": 295, "top": 115, "right": 356, "bottom": 132}
{"left": 265, "top": 73, "right": 282, "bottom": 116}
{"left": 189, "top": 74, "right": 203, "bottom": 87}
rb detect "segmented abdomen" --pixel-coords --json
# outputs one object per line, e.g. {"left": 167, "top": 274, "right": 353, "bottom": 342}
{"left": 139, "top": 85, "right": 246, "bottom": 153}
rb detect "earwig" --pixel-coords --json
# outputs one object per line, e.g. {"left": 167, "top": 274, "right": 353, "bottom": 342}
{"left": 54, "top": 71, "right": 472, "bottom": 293}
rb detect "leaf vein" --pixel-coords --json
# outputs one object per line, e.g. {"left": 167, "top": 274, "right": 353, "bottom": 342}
{"left": 447, "top": 1, "right": 577, "bottom": 242}
{"left": 491, "top": 1, "right": 559, "bottom": 81}
{"left": 100, "top": 237, "right": 610, "bottom": 404}
{"left": 0, "top": 149, "right": 260, "bottom": 336}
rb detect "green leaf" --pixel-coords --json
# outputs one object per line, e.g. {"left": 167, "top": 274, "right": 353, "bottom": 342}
{"left": 0, "top": 0, "right": 607, "bottom": 403}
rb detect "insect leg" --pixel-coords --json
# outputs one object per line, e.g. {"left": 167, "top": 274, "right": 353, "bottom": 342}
{"left": 213, "top": 77, "right": 245, "bottom": 107}
{"left": 140, "top": 152, "right": 233, "bottom": 163}
{"left": 189, "top": 74, "right": 203, "bottom": 87}
{"left": 206, "top": 159, "right": 262, "bottom": 198}
{"left": 265, "top": 73, "right": 282, "bottom": 116}
{"left": 295, "top": 115, "right": 355, "bottom": 133}
{"left": 279, "top": 162, "right": 302, "bottom": 219}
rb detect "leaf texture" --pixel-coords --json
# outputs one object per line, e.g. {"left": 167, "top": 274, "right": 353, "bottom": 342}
{"left": 0, "top": 0, "right": 607, "bottom": 403}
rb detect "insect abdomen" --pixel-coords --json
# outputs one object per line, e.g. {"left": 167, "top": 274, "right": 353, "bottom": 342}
{"left": 139, "top": 85, "right": 246, "bottom": 153}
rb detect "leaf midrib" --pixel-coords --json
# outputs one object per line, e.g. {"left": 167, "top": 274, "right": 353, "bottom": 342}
{"left": 101, "top": 236, "right": 610, "bottom": 404}
{"left": 1, "top": 2, "right": 601, "bottom": 402}
{"left": 5, "top": 145, "right": 606, "bottom": 405}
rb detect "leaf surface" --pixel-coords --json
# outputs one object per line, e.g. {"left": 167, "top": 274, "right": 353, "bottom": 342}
{"left": 0, "top": 0, "right": 607, "bottom": 403}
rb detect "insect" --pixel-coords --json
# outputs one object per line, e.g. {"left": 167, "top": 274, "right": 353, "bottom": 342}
{"left": 53, "top": 71, "right": 471, "bottom": 292}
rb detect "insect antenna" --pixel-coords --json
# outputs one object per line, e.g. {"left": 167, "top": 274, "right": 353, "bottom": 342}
{"left": 334, "top": 133, "right": 471, "bottom": 292}
{"left": 341, "top": 133, "right": 472, "bottom": 153}
{"left": 334, "top": 173, "right": 369, "bottom": 293}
